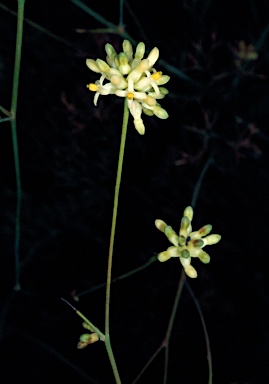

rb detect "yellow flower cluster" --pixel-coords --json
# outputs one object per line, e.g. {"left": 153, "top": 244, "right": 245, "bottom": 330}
{"left": 155, "top": 206, "right": 221, "bottom": 278}
{"left": 86, "top": 40, "right": 170, "bottom": 135}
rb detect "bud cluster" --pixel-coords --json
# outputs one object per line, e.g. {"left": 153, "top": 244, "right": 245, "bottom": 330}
{"left": 155, "top": 206, "right": 221, "bottom": 278}
{"left": 86, "top": 40, "right": 170, "bottom": 134}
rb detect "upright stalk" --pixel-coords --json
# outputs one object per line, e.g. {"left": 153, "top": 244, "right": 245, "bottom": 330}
{"left": 10, "top": 0, "right": 25, "bottom": 291}
{"left": 105, "top": 98, "right": 129, "bottom": 383}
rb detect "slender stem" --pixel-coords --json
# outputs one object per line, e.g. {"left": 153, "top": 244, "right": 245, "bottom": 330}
{"left": 131, "top": 269, "right": 186, "bottom": 384}
{"left": 0, "top": 117, "right": 12, "bottom": 123}
{"left": 0, "top": 2, "right": 72, "bottom": 47}
{"left": 132, "top": 344, "right": 163, "bottom": 384}
{"left": 79, "top": 255, "right": 158, "bottom": 297}
{"left": 10, "top": 0, "right": 25, "bottom": 291}
{"left": 191, "top": 157, "right": 212, "bottom": 208}
{"left": 119, "top": 0, "right": 124, "bottom": 26}
{"left": 0, "top": 104, "right": 12, "bottom": 117}
{"left": 61, "top": 298, "right": 105, "bottom": 341}
{"left": 105, "top": 98, "right": 129, "bottom": 384}
{"left": 185, "top": 281, "right": 213, "bottom": 384}
{"left": 163, "top": 269, "right": 186, "bottom": 384}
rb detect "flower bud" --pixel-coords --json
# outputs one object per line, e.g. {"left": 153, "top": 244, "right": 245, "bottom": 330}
{"left": 134, "top": 118, "right": 145, "bottom": 135}
{"left": 77, "top": 333, "right": 99, "bottom": 349}
{"left": 158, "top": 250, "right": 172, "bottom": 262}
{"left": 147, "top": 47, "right": 159, "bottom": 67}
{"left": 142, "top": 107, "right": 154, "bottom": 116}
{"left": 198, "top": 251, "right": 210, "bottom": 264}
{"left": 192, "top": 239, "right": 204, "bottom": 248}
{"left": 180, "top": 216, "right": 190, "bottom": 237}
{"left": 153, "top": 105, "right": 168, "bottom": 119}
{"left": 96, "top": 59, "right": 110, "bottom": 74}
{"left": 134, "top": 42, "right": 145, "bottom": 60}
{"left": 164, "top": 225, "right": 179, "bottom": 246}
{"left": 123, "top": 40, "right": 133, "bottom": 61}
{"left": 128, "top": 59, "right": 149, "bottom": 82}
{"left": 155, "top": 219, "right": 167, "bottom": 232}
{"left": 86, "top": 59, "right": 101, "bottom": 73}
{"left": 183, "top": 206, "right": 193, "bottom": 221}
{"left": 184, "top": 265, "right": 198, "bottom": 278}
{"left": 178, "top": 235, "right": 186, "bottom": 246}
{"left": 118, "top": 52, "right": 131, "bottom": 75}
{"left": 156, "top": 75, "right": 170, "bottom": 85}
{"left": 203, "top": 234, "right": 221, "bottom": 245}
{"left": 181, "top": 249, "right": 190, "bottom": 259}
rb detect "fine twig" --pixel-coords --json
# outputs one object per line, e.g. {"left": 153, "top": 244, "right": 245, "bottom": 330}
{"left": 10, "top": 0, "right": 25, "bottom": 291}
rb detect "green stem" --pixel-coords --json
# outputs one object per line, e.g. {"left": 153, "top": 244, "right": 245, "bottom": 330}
{"left": 119, "top": 0, "right": 123, "bottom": 26}
{"left": 79, "top": 255, "right": 158, "bottom": 297}
{"left": 61, "top": 298, "right": 105, "bottom": 341}
{"left": 10, "top": 0, "right": 25, "bottom": 291}
{"left": 105, "top": 98, "right": 129, "bottom": 384}
{"left": 185, "top": 281, "right": 213, "bottom": 384}
{"left": 191, "top": 157, "right": 212, "bottom": 208}
{"left": 0, "top": 104, "right": 12, "bottom": 117}
{"left": 163, "top": 269, "right": 186, "bottom": 384}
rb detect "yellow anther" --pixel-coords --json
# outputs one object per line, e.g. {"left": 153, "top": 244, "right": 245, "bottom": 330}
{"left": 87, "top": 83, "right": 98, "bottom": 92}
{"left": 127, "top": 92, "right": 134, "bottom": 100}
{"left": 151, "top": 71, "right": 162, "bottom": 81}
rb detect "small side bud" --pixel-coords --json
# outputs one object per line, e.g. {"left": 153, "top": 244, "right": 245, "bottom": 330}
{"left": 77, "top": 333, "right": 99, "bottom": 349}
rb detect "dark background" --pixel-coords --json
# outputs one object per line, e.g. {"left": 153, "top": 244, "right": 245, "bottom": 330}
{"left": 1, "top": 0, "right": 269, "bottom": 383}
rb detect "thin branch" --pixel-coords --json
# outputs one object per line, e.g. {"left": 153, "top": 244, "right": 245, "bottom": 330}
{"left": 78, "top": 255, "right": 158, "bottom": 297}
{"left": 10, "top": 0, "right": 25, "bottom": 291}
{"left": 185, "top": 281, "right": 213, "bottom": 384}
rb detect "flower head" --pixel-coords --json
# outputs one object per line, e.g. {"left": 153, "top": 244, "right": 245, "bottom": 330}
{"left": 86, "top": 40, "right": 170, "bottom": 134}
{"left": 155, "top": 206, "right": 221, "bottom": 278}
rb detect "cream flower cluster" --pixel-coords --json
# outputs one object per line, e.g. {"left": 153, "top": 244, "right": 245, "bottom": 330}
{"left": 86, "top": 40, "right": 170, "bottom": 135}
{"left": 155, "top": 206, "right": 221, "bottom": 278}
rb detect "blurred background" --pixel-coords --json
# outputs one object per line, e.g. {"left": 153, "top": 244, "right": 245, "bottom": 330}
{"left": 1, "top": 0, "right": 269, "bottom": 383}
